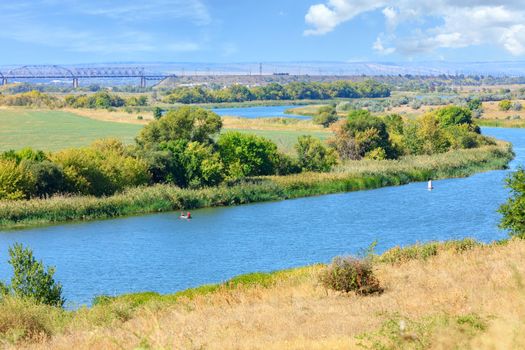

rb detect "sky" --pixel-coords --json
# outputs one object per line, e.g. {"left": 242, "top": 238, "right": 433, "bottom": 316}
{"left": 1, "top": 0, "right": 525, "bottom": 65}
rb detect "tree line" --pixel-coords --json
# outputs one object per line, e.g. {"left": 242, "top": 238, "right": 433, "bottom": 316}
{"left": 162, "top": 80, "right": 391, "bottom": 104}
{"left": 0, "top": 91, "right": 148, "bottom": 109}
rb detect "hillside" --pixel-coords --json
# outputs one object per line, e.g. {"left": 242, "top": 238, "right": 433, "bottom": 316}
{"left": 5, "top": 238, "right": 525, "bottom": 349}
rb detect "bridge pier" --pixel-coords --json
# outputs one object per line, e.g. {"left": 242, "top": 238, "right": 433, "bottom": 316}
{"left": 72, "top": 78, "right": 79, "bottom": 88}
{"left": 140, "top": 76, "right": 146, "bottom": 88}
{"left": 2, "top": 78, "right": 7, "bottom": 86}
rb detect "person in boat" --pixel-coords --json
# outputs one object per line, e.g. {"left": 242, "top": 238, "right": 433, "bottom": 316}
{"left": 187, "top": 212, "right": 192, "bottom": 219}
{"left": 427, "top": 179, "right": 433, "bottom": 190}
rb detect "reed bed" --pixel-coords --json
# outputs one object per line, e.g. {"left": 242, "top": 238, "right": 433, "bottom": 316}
{"left": 0, "top": 142, "right": 513, "bottom": 230}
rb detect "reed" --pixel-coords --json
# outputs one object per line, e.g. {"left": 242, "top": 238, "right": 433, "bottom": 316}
{"left": 0, "top": 142, "right": 513, "bottom": 230}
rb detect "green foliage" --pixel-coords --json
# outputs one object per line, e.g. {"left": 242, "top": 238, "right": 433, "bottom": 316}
{"left": 378, "top": 239, "right": 480, "bottom": 264}
{"left": 467, "top": 98, "right": 482, "bottom": 111}
{"left": 136, "top": 106, "right": 222, "bottom": 147}
{"left": 218, "top": 131, "right": 281, "bottom": 179}
{"left": 0, "top": 159, "right": 35, "bottom": 200}
{"left": 52, "top": 139, "right": 150, "bottom": 196}
{"left": 499, "top": 99, "right": 512, "bottom": 111}
{"left": 21, "top": 160, "right": 65, "bottom": 198}
{"left": 295, "top": 135, "right": 337, "bottom": 172}
{"left": 64, "top": 91, "right": 143, "bottom": 109}
{"left": 434, "top": 106, "right": 473, "bottom": 127}
{"left": 313, "top": 105, "right": 338, "bottom": 127}
{"left": 163, "top": 80, "right": 391, "bottom": 104}
{"left": 319, "top": 256, "right": 382, "bottom": 295}
{"left": 331, "top": 110, "right": 395, "bottom": 160}
{"left": 2, "top": 244, "right": 64, "bottom": 307}
{"left": 157, "top": 140, "right": 224, "bottom": 188}
{"left": 500, "top": 168, "right": 525, "bottom": 238}
{"left": 152, "top": 107, "right": 163, "bottom": 120}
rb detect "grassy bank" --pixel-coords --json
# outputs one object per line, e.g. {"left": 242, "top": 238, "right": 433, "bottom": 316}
{"left": 476, "top": 119, "right": 525, "bottom": 128}
{"left": 2, "top": 236, "right": 525, "bottom": 349}
{"left": 0, "top": 142, "right": 513, "bottom": 230}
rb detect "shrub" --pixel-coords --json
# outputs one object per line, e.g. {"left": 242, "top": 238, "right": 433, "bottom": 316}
{"left": 295, "top": 135, "right": 337, "bottom": 172}
{"left": 0, "top": 297, "right": 62, "bottom": 343}
{"left": 0, "top": 159, "right": 35, "bottom": 200}
{"left": 499, "top": 100, "right": 512, "bottom": 111}
{"left": 313, "top": 105, "right": 338, "bottom": 127}
{"left": 319, "top": 256, "right": 382, "bottom": 295}
{"left": 3, "top": 244, "right": 64, "bottom": 307}
{"left": 218, "top": 131, "right": 280, "bottom": 179}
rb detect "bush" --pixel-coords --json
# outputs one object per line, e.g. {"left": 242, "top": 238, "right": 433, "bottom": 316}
{"left": 0, "top": 297, "right": 62, "bottom": 343}
{"left": 313, "top": 105, "right": 338, "bottom": 127}
{"left": 2, "top": 244, "right": 64, "bottom": 307}
{"left": 319, "top": 256, "right": 382, "bottom": 295}
{"left": 295, "top": 135, "right": 337, "bottom": 172}
{"left": 218, "top": 131, "right": 280, "bottom": 179}
{"left": 0, "top": 159, "right": 35, "bottom": 200}
{"left": 499, "top": 100, "right": 512, "bottom": 111}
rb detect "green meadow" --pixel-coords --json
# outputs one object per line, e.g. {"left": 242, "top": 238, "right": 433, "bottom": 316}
{"left": 0, "top": 109, "right": 142, "bottom": 151}
{"left": 0, "top": 109, "right": 329, "bottom": 153}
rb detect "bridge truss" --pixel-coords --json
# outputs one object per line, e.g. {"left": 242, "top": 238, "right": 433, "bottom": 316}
{"left": 0, "top": 65, "right": 169, "bottom": 88}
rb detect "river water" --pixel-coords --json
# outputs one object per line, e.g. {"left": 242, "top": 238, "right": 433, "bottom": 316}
{"left": 0, "top": 127, "right": 522, "bottom": 307}
{"left": 211, "top": 105, "right": 310, "bottom": 119}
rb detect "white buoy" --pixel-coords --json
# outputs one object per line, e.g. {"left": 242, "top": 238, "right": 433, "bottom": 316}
{"left": 427, "top": 180, "right": 433, "bottom": 191}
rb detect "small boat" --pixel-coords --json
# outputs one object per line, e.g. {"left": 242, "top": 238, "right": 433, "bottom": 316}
{"left": 179, "top": 212, "right": 192, "bottom": 220}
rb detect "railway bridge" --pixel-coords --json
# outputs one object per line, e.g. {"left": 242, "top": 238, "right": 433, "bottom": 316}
{"left": 0, "top": 65, "right": 169, "bottom": 87}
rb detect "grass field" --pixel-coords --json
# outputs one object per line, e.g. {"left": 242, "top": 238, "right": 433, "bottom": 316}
{"left": 3, "top": 237, "right": 525, "bottom": 349}
{"left": 0, "top": 108, "right": 142, "bottom": 151}
{"left": 0, "top": 108, "right": 331, "bottom": 154}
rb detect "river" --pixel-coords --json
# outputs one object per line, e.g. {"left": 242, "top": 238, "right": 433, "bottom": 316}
{"left": 211, "top": 105, "right": 310, "bottom": 119}
{"left": 0, "top": 127, "right": 522, "bottom": 307}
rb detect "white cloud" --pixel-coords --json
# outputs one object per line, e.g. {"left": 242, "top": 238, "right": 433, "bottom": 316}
{"left": 304, "top": 0, "right": 385, "bottom": 35}
{"left": 305, "top": 0, "right": 525, "bottom": 56}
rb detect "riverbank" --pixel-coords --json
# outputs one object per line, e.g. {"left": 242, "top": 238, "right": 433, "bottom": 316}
{"left": 0, "top": 142, "right": 513, "bottom": 230}
{"left": 2, "top": 236, "right": 525, "bottom": 349}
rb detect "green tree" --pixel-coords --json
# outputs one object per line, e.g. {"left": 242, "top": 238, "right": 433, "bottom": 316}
{"left": 153, "top": 107, "right": 163, "bottom": 120}
{"left": 500, "top": 169, "right": 525, "bottom": 238}
{"left": 434, "top": 106, "right": 474, "bottom": 128}
{"left": 295, "top": 135, "right": 337, "bottom": 172}
{"left": 157, "top": 140, "right": 224, "bottom": 188}
{"left": 218, "top": 131, "right": 280, "bottom": 179}
{"left": 3, "top": 244, "right": 64, "bottom": 307}
{"left": 136, "top": 106, "right": 222, "bottom": 147}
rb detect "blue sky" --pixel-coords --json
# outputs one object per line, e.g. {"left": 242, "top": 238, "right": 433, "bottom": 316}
{"left": 1, "top": 0, "right": 524, "bottom": 64}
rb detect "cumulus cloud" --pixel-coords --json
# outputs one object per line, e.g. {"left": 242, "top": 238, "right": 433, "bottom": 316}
{"left": 304, "top": 0, "right": 525, "bottom": 55}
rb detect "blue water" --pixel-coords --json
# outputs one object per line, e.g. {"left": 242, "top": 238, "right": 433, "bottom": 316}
{"left": 0, "top": 127, "right": 522, "bottom": 307}
{"left": 211, "top": 105, "right": 310, "bottom": 119}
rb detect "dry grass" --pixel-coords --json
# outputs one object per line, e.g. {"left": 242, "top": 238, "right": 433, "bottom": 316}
{"left": 221, "top": 116, "right": 325, "bottom": 132}
{"left": 62, "top": 108, "right": 152, "bottom": 125}
{"left": 11, "top": 239, "right": 525, "bottom": 350}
